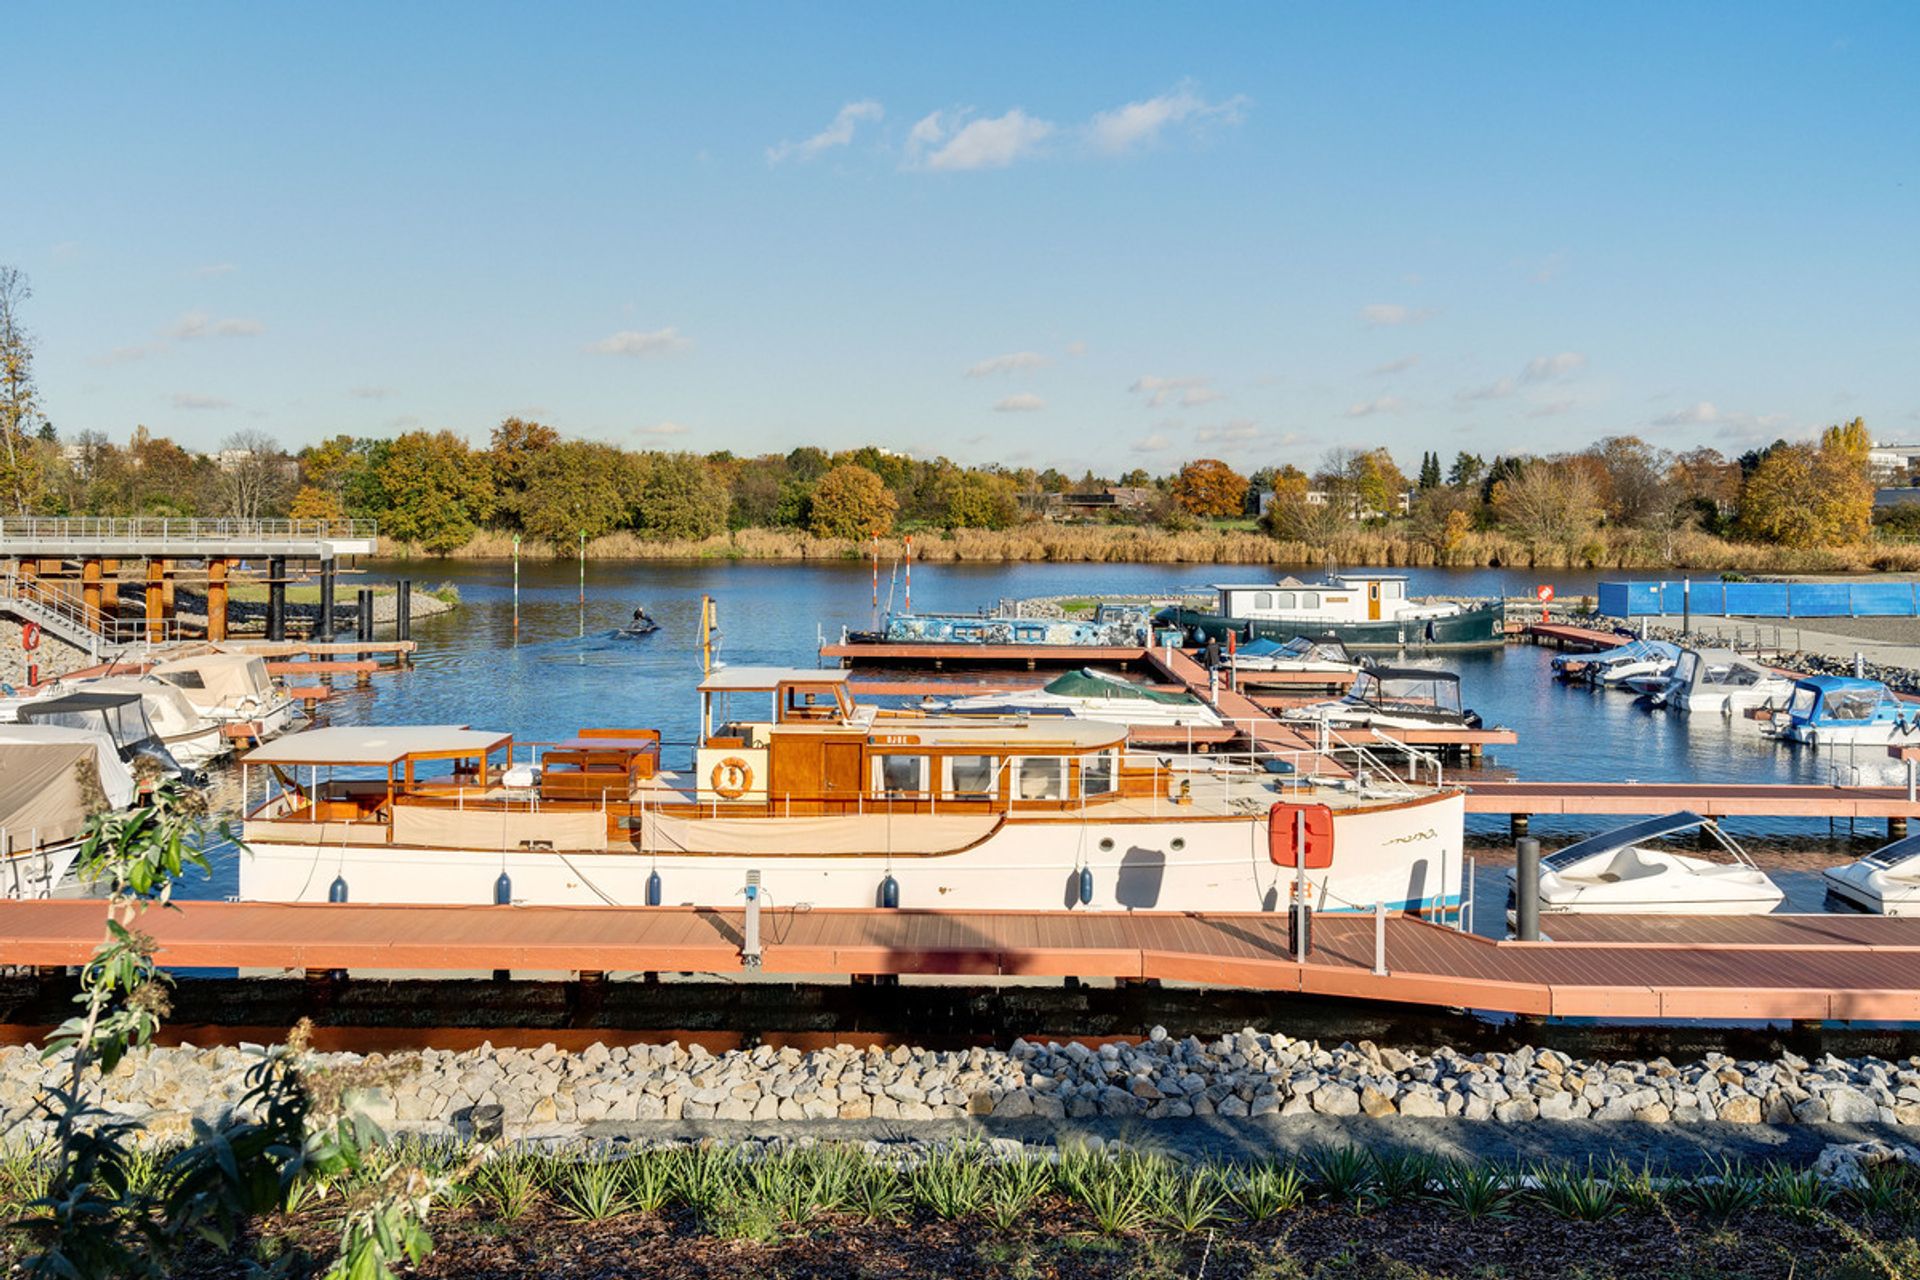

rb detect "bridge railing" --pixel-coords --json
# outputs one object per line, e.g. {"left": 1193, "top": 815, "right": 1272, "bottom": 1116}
{"left": 0, "top": 516, "right": 378, "bottom": 545}
{"left": 1, "top": 572, "right": 192, "bottom": 646}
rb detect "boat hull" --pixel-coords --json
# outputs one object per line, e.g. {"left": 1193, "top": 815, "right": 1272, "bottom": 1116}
{"left": 239, "top": 792, "right": 1467, "bottom": 918}
{"left": 0, "top": 840, "right": 82, "bottom": 900}
{"left": 1161, "top": 602, "right": 1506, "bottom": 651}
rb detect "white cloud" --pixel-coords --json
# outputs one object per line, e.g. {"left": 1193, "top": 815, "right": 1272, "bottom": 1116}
{"left": 1345, "top": 396, "right": 1405, "bottom": 418}
{"left": 766, "top": 100, "right": 884, "bottom": 164}
{"left": 166, "top": 309, "right": 264, "bottom": 339}
{"left": 586, "top": 327, "right": 690, "bottom": 357}
{"left": 993, "top": 393, "right": 1046, "bottom": 413}
{"left": 1196, "top": 419, "right": 1260, "bottom": 444}
{"left": 1522, "top": 351, "right": 1587, "bottom": 382}
{"left": 1370, "top": 354, "right": 1420, "bottom": 376}
{"left": 1651, "top": 401, "right": 1724, "bottom": 427}
{"left": 349, "top": 386, "right": 395, "bottom": 400}
{"left": 1065, "top": 340, "right": 1088, "bottom": 358}
{"left": 1453, "top": 377, "right": 1516, "bottom": 405}
{"left": 171, "top": 392, "right": 232, "bottom": 411}
{"left": 965, "top": 351, "right": 1050, "bottom": 378}
{"left": 636, "top": 420, "right": 690, "bottom": 437}
{"left": 195, "top": 262, "right": 238, "bottom": 278}
{"left": 1128, "top": 374, "right": 1216, "bottom": 409}
{"left": 1087, "top": 83, "right": 1248, "bottom": 154}
{"left": 89, "top": 342, "right": 164, "bottom": 367}
{"left": 907, "top": 108, "right": 1054, "bottom": 171}
{"left": 1131, "top": 433, "right": 1172, "bottom": 454}
{"left": 1360, "top": 303, "right": 1433, "bottom": 327}
{"left": 1526, "top": 399, "right": 1576, "bottom": 419}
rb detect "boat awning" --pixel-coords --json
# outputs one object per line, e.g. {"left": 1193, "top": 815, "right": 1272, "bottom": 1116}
{"left": 241, "top": 725, "right": 509, "bottom": 767}
{"left": 1543, "top": 811, "right": 1706, "bottom": 870}
{"left": 698, "top": 667, "right": 852, "bottom": 693}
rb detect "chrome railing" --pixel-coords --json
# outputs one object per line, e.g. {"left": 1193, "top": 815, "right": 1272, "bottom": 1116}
{"left": 0, "top": 516, "right": 378, "bottom": 544}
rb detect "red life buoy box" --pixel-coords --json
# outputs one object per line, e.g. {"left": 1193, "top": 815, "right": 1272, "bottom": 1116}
{"left": 1268, "top": 802, "right": 1334, "bottom": 868}
{"left": 19, "top": 621, "right": 40, "bottom": 652}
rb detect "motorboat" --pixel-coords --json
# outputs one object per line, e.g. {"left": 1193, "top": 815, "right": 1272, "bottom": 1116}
{"left": 76, "top": 676, "right": 228, "bottom": 767}
{"left": 0, "top": 724, "right": 139, "bottom": 899}
{"left": 1552, "top": 638, "right": 1678, "bottom": 687}
{"left": 14, "top": 690, "right": 190, "bottom": 780}
{"left": 1644, "top": 647, "right": 1796, "bottom": 715}
{"left": 151, "top": 652, "right": 298, "bottom": 739}
{"left": 233, "top": 665, "right": 1467, "bottom": 917}
{"left": 1158, "top": 574, "right": 1506, "bottom": 650}
{"left": 1510, "top": 811, "right": 1784, "bottom": 916}
{"left": 1765, "top": 675, "right": 1919, "bottom": 746}
{"left": 1281, "top": 668, "right": 1482, "bottom": 732}
{"left": 1229, "top": 635, "right": 1367, "bottom": 677}
{"left": 1823, "top": 833, "right": 1920, "bottom": 916}
{"left": 927, "top": 667, "right": 1224, "bottom": 728}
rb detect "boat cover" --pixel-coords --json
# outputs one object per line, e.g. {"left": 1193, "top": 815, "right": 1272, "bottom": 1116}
{"left": 16, "top": 692, "right": 159, "bottom": 754}
{"left": 1041, "top": 669, "right": 1198, "bottom": 706}
{"left": 0, "top": 741, "right": 114, "bottom": 846}
{"left": 1542, "top": 811, "right": 1706, "bottom": 870}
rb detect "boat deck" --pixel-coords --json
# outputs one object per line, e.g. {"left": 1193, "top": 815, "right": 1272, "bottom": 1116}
{"left": 1464, "top": 780, "right": 1920, "bottom": 820}
{"left": 5, "top": 902, "right": 1918, "bottom": 1021}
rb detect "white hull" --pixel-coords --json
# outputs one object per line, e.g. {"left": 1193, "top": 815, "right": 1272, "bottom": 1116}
{"left": 165, "top": 726, "right": 231, "bottom": 767}
{"left": 240, "top": 792, "right": 1466, "bottom": 917}
{"left": 1823, "top": 866, "right": 1920, "bottom": 916}
{"left": 207, "top": 698, "right": 297, "bottom": 739}
{"left": 937, "top": 696, "right": 1222, "bottom": 728}
{"left": 0, "top": 841, "right": 82, "bottom": 900}
{"left": 1676, "top": 689, "right": 1790, "bottom": 716}
{"left": 1284, "top": 708, "right": 1472, "bottom": 733}
{"left": 1520, "top": 849, "right": 1783, "bottom": 916}
{"left": 1779, "top": 724, "right": 1917, "bottom": 746}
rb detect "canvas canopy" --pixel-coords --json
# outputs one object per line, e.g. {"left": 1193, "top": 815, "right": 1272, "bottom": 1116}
{"left": 0, "top": 741, "right": 115, "bottom": 846}
{"left": 243, "top": 725, "right": 507, "bottom": 768}
{"left": 1041, "top": 669, "right": 1196, "bottom": 706}
{"left": 153, "top": 653, "right": 275, "bottom": 709}
{"left": 80, "top": 678, "right": 210, "bottom": 740}
{"left": 1350, "top": 669, "right": 1464, "bottom": 713}
{"left": 18, "top": 692, "right": 160, "bottom": 754}
{"left": 0, "top": 725, "right": 137, "bottom": 810}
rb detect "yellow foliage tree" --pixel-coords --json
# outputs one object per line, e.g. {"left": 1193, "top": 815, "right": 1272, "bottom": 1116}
{"left": 808, "top": 464, "right": 896, "bottom": 538}
{"left": 288, "top": 485, "right": 344, "bottom": 522}
{"left": 1170, "top": 458, "right": 1248, "bottom": 518}
{"left": 1737, "top": 420, "right": 1874, "bottom": 548}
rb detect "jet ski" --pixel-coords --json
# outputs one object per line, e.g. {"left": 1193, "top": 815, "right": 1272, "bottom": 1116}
{"left": 616, "top": 609, "right": 660, "bottom": 638}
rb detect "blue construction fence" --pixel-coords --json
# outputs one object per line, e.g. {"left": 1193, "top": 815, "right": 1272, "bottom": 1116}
{"left": 1598, "top": 579, "right": 1920, "bottom": 618}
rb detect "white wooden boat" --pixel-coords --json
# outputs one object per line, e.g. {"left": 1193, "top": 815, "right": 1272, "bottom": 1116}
{"left": 1823, "top": 833, "right": 1920, "bottom": 916}
{"left": 1511, "top": 812, "right": 1783, "bottom": 916}
{"left": 153, "top": 652, "right": 298, "bottom": 739}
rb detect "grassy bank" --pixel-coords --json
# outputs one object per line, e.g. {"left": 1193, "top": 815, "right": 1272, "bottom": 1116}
{"left": 23, "top": 1138, "right": 1910, "bottom": 1279}
{"left": 379, "top": 525, "right": 1920, "bottom": 573}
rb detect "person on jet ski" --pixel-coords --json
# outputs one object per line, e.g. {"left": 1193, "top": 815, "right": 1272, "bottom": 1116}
{"left": 631, "top": 605, "right": 654, "bottom": 628}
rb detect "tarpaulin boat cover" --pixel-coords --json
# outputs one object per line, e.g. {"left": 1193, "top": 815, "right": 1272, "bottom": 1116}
{"left": 0, "top": 725, "right": 137, "bottom": 813}
{"left": 0, "top": 741, "right": 112, "bottom": 846}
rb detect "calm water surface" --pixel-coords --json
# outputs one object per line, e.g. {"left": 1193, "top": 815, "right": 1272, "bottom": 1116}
{"left": 196, "top": 558, "right": 1884, "bottom": 918}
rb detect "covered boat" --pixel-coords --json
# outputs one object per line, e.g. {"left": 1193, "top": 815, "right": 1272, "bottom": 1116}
{"left": 1281, "top": 668, "right": 1482, "bottom": 732}
{"left": 1512, "top": 812, "right": 1783, "bottom": 916}
{"left": 1229, "top": 636, "right": 1366, "bottom": 677}
{"left": 873, "top": 604, "right": 1154, "bottom": 647}
{"left": 1824, "top": 833, "right": 1920, "bottom": 916}
{"left": 1767, "top": 675, "right": 1919, "bottom": 746}
{"left": 153, "top": 652, "right": 297, "bottom": 738}
{"left": 1157, "top": 574, "right": 1505, "bottom": 651}
{"left": 928, "top": 667, "right": 1223, "bottom": 727}
{"left": 1645, "top": 647, "right": 1796, "bottom": 714}
{"left": 16, "top": 690, "right": 188, "bottom": 778}
{"left": 1552, "top": 638, "right": 1678, "bottom": 687}
{"left": 0, "top": 724, "right": 139, "bottom": 899}
{"left": 235, "top": 667, "right": 1467, "bottom": 917}
{"left": 77, "top": 676, "right": 227, "bottom": 766}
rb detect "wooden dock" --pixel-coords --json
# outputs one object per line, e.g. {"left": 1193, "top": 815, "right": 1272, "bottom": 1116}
{"left": 5, "top": 900, "right": 1920, "bottom": 1021}
{"left": 823, "top": 642, "right": 1152, "bottom": 670}
{"left": 1464, "top": 780, "right": 1920, "bottom": 821}
{"left": 1522, "top": 622, "right": 1629, "bottom": 651}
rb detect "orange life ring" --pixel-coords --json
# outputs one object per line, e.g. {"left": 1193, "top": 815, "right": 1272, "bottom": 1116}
{"left": 18, "top": 622, "right": 39, "bottom": 652}
{"left": 710, "top": 756, "right": 753, "bottom": 800}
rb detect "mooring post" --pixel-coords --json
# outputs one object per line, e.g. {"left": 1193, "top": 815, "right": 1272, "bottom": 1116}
{"left": 1515, "top": 836, "right": 1541, "bottom": 942}
{"left": 266, "top": 555, "right": 287, "bottom": 642}
{"left": 1893, "top": 815, "right": 1910, "bottom": 841}
{"left": 315, "top": 561, "right": 336, "bottom": 642}
{"left": 396, "top": 578, "right": 412, "bottom": 641}
{"left": 1372, "top": 901, "right": 1387, "bottom": 976}
{"left": 1463, "top": 855, "right": 1476, "bottom": 933}
{"left": 1289, "top": 808, "right": 1311, "bottom": 961}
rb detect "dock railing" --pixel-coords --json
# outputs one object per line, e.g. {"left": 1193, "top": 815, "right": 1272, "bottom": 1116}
{"left": 0, "top": 516, "right": 378, "bottom": 548}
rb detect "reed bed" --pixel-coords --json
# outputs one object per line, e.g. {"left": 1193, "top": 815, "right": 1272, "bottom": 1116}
{"left": 380, "top": 523, "right": 1920, "bottom": 572}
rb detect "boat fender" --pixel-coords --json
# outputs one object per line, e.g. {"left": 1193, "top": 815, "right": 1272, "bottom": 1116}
{"left": 880, "top": 873, "right": 900, "bottom": 909}
{"left": 710, "top": 756, "right": 753, "bottom": 799}
{"left": 328, "top": 873, "right": 349, "bottom": 904}
{"left": 1078, "top": 866, "right": 1094, "bottom": 906}
{"left": 18, "top": 622, "right": 39, "bottom": 652}
{"left": 494, "top": 871, "right": 513, "bottom": 906}
{"left": 1268, "top": 802, "right": 1335, "bottom": 869}
{"left": 646, "top": 869, "right": 663, "bottom": 907}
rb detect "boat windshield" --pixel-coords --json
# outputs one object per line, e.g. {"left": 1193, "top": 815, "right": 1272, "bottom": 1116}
{"left": 1824, "top": 687, "right": 1891, "bottom": 722}
{"left": 1703, "top": 661, "right": 1766, "bottom": 689}
{"left": 1788, "top": 685, "right": 1820, "bottom": 719}
{"left": 1543, "top": 812, "right": 1706, "bottom": 871}
{"left": 1352, "top": 671, "right": 1462, "bottom": 713}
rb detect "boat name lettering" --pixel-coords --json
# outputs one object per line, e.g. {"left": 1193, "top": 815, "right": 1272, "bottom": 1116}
{"left": 1384, "top": 828, "right": 1438, "bottom": 846}
{"left": 870, "top": 734, "right": 923, "bottom": 745}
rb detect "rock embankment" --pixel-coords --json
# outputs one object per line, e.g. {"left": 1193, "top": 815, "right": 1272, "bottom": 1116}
{"left": 8, "top": 1031, "right": 1920, "bottom": 1145}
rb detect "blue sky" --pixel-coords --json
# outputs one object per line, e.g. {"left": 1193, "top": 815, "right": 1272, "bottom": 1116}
{"left": 9, "top": 3, "right": 1918, "bottom": 473}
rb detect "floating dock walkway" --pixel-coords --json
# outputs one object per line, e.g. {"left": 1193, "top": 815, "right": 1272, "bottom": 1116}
{"left": 4, "top": 901, "right": 1919, "bottom": 1022}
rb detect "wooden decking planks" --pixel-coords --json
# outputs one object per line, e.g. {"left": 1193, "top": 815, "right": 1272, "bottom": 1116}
{"left": 5, "top": 901, "right": 1920, "bottom": 1021}
{"left": 1464, "top": 780, "right": 1920, "bottom": 820}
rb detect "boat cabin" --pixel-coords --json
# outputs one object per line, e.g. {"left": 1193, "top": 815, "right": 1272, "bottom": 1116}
{"left": 17, "top": 691, "right": 180, "bottom": 773}
{"left": 1778, "top": 675, "right": 1914, "bottom": 740}
{"left": 152, "top": 652, "right": 280, "bottom": 715}
{"left": 1343, "top": 668, "right": 1466, "bottom": 717}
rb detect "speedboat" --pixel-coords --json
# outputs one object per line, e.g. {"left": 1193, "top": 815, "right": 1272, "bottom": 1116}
{"left": 151, "top": 652, "right": 298, "bottom": 739}
{"left": 1511, "top": 812, "right": 1784, "bottom": 916}
{"left": 1824, "top": 833, "right": 1920, "bottom": 916}
{"left": 1553, "top": 639, "right": 1678, "bottom": 687}
{"left": 928, "top": 667, "right": 1224, "bottom": 728}
{"left": 1645, "top": 647, "right": 1796, "bottom": 715}
{"left": 0, "top": 724, "right": 139, "bottom": 899}
{"left": 232, "top": 665, "right": 1467, "bottom": 916}
{"left": 75, "top": 676, "right": 228, "bottom": 766}
{"left": 1282, "top": 668, "right": 1482, "bottom": 732}
{"left": 1230, "top": 636, "right": 1367, "bottom": 677}
{"left": 1766, "top": 675, "right": 1919, "bottom": 746}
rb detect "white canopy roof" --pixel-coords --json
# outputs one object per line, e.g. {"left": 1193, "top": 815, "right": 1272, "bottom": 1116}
{"left": 242, "top": 725, "right": 509, "bottom": 767}
{"left": 698, "top": 666, "right": 851, "bottom": 693}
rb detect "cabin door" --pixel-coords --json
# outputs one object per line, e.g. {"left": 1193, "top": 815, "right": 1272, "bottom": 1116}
{"left": 822, "top": 741, "right": 864, "bottom": 812}
{"left": 1367, "top": 581, "right": 1381, "bottom": 620}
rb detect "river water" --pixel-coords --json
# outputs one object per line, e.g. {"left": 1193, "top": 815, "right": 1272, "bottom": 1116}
{"left": 199, "top": 558, "right": 1887, "bottom": 919}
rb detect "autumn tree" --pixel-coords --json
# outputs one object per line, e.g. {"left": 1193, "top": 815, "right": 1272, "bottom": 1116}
{"left": 126, "top": 428, "right": 206, "bottom": 516}
{"left": 1588, "top": 435, "right": 1669, "bottom": 527}
{"left": 487, "top": 416, "right": 561, "bottom": 530}
{"left": 216, "top": 429, "right": 293, "bottom": 520}
{"left": 520, "top": 440, "right": 637, "bottom": 549}
{"left": 1410, "top": 486, "right": 1478, "bottom": 562}
{"left": 1259, "top": 465, "right": 1346, "bottom": 545}
{"left": 375, "top": 430, "right": 494, "bottom": 552}
{"left": 1736, "top": 420, "right": 1874, "bottom": 548}
{"left": 1492, "top": 459, "right": 1602, "bottom": 556}
{"left": 1170, "top": 458, "right": 1248, "bottom": 518}
{"left": 939, "top": 470, "right": 1020, "bottom": 530}
{"left": 635, "top": 452, "right": 728, "bottom": 541}
{"left": 809, "top": 463, "right": 897, "bottom": 538}
{"left": 0, "top": 267, "right": 47, "bottom": 512}
{"left": 288, "top": 485, "right": 344, "bottom": 521}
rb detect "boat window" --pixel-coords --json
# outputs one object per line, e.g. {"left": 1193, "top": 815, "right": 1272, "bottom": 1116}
{"left": 1383, "top": 581, "right": 1404, "bottom": 599}
{"left": 1789, "top": 686, "right": 1818, "bottom": 718}
{"left": 1299, "top": 592, "right": 1320, "bottom": 610}
{"left": 1082, "top": 751, "right": 1117, "bottom": 797}
{"left": 876, "top": 754, "right": 927, "bottom": 797}
{"left": 1255, "top": 592, "right": 1273, "bottom": 610}
{"left": 1273, "top": 591, "right": 1295, "bottom": 609}
{"left": 1015, "top": 757, "right": 1065, "bottom": 801}
{"left": 946, "top": 754, "right": 998, "bottom": 799}
{"left": 1825, "top": 690, "right": 1885, "bottom": 721}
{"left": 161, "top": 671, "right": 206, "bottom": 690}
